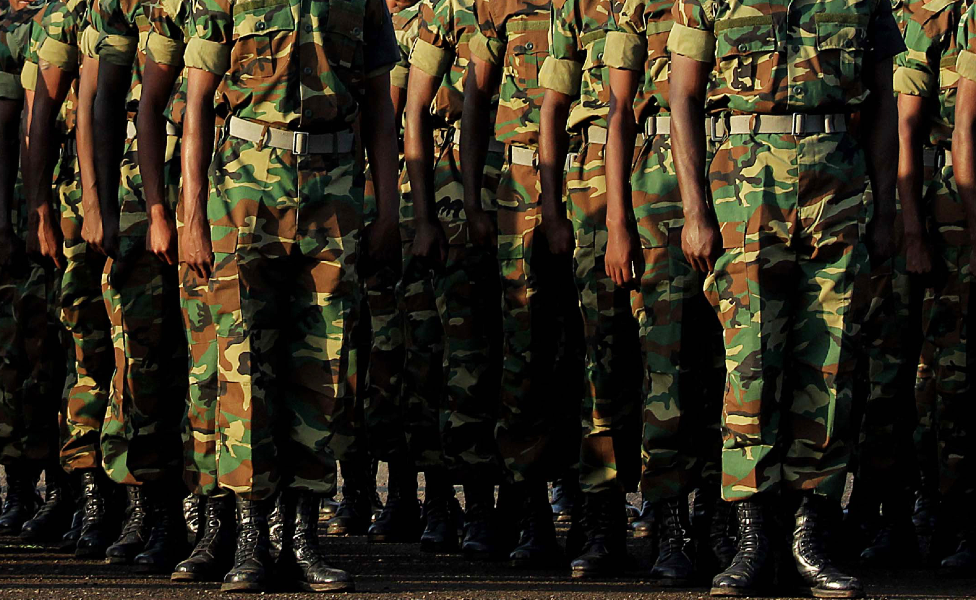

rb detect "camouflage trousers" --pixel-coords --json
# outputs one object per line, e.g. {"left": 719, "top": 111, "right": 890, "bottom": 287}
{"left": 495, "top": 150, "right": 584, "bottom": 484}
{"left": 206, "top": 134, "right": 362, "bottom": 500}
{"left": 57, "top": 153, "right": 115, "bottom": 473}
{"left": 704, "top": 131, "right": 869, "bottom": 502}
{"left": 99, "top": 134, "right": 187, "bottom": 485}
{"left": 432, "top": 139, "right": 503, "bottom": 482}
{"left": 915, "top": 162, "right": 975, "bottom": 498}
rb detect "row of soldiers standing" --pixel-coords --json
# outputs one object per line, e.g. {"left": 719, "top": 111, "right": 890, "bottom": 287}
{"left": 0, "top": 0, "right": 973, "bottom": 596}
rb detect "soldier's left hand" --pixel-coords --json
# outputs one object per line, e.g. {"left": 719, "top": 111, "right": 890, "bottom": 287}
{"left": 146, "top": 204, "right": 178, "bottom": 266}
{"left": 605, "top": 220, "right": 643, "bottom": 288}
{"left": 542, "top": 213, "right": 574, "bottom": 256}
{"left": 26, "top": 205, "right": 65, "bottom": 270}
{"left": 366, "top": 217, "right": 402, "bottom": 269}
{"left": 867, "top": 212, "right": 897, "bottom": 265}
{"left": 412, "top": 218, "right": 448, "bottom": 267}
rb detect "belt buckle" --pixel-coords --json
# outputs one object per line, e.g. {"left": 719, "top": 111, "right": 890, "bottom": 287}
{"left": 791, "top": 113, "right": 806, "bottom": 136}
{"left": 293, "top": 131, "right": 310, "bottom": 156}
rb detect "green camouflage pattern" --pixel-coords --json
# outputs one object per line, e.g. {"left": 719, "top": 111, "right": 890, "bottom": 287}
{"left": 98, "top": 135, "right": 187, "bottom": 485}
{"left": 0, "top": 0, "right": 46, "bottom": 97}
{"left": 391, "top": 2, "right": 421, "bottom": 90}
{"left": 607, "top": 0, "right": 672, "bottom": 119}
{"left": 472, "top": 0, "right": 550, "bottom": 147}
{"left": 146, "top": 0, "right": 188, "bottom": 127}
{"left": 413, "top": 0, "right": 479, "bottom": 128}
{"left": 669, "top": 0, "right": 905, "bottom": 115}
{"left": 36, "top": 0, "right": 88, "bottom": 135}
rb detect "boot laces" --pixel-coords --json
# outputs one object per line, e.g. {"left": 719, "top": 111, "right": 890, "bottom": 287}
{"left": 658, "top": 500, "right": 689, "bottom": 558}
{"left": 581, "top": 495, "right": 617, "bottom": 553}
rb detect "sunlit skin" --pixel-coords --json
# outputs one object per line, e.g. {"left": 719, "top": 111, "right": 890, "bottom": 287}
{"left": 604, "top": 67, "right": 642, "bottom": 287}
{"left": 952, "top": 75, "right": 976, "bottom": 275}
{"left": 90, "top": 58, "right": 132, "bottom": 261}
{"left": 669, "top": 54, "right": 898, "bottom": 273}
{"left": 898, "top": 93, "right": 934, "bottom": 275}
{"left": 538, "top": 88, "right": 574, "bottom": 257}
{"left": 76, "top": 55, "right": 102, "bottom": 254}
{"left": 460, "top": 54, "right": 501, "bottom": 249}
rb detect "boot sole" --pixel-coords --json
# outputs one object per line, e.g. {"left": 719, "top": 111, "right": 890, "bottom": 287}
{"left": 297, "top": 581, "right": 356, "bottom": 593}
{"left": 172, "top": 571, "right": 217, "bottom": 582}
{"left": 807, "top": 588, "right": 865, "bottom": 599}
{"left": 710, "top": 587, "right": 767, "bottom": 597}
{"left": 221, "top": 582, "right": 267, "bottom": 593}
{"left": 104, "top": 556, "right": 133, "bottom": 565}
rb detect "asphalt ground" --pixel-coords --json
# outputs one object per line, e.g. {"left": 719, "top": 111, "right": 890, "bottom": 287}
{"left": 0, "top": 470, "right": 972, "bottom": 600}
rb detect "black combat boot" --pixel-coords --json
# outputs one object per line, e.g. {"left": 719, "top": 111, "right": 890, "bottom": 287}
{"left": 510, "top": 480, "right": 562, "bottom": 568}
{"left": 184, "top": 494, "right": 201, "bottom": 541}
{"left": 420, "top": 471, "right": 459, "bottom": 553}
{"left": 461, "top": 482, "right": 496, "bottom": 560}
{"left": 327, "top": 461, "right": 372, "bottom": 536}
{"left": 172, "top": 494, "right": 236, "bottom": 581}
{"left": 649, "top": 496, "right": 695, "bottom": 585}
{"left": 0, "top": 464, "right": 40, "bottom": 534}
{"left": 570, "top": 490, "right": 628, "bottom": 579}
{"left": 693, "top": 490, "right": 737, "bottom": 576}
{"left": 710, "top": 498, "right": 773, "bottom": 597}
{"left": 860, "top": 495, "right": 917, "bottom": 566}
{"left": 550, "top": 476, "right": 579, "bottom": 523}
{"left": 221, "top": 497, "right": 273, "bottom": 592}
{"left": 75, "top": 470, "right": 119, "bottom": 559}
{"left": 134, "top": 486, "right": 190, "bottom": 573}
{"left": 319, "top": 496, "right": 339, "bottom": 520}
{"left": 369, "top": 458, "right": 383, "bottom": 522}
{"left": 940, "top": 494, "right": 976, "bottom": 573}
{"left": 58, "top": 506, "right": 85, "bottom": 552}
{"left": 21, "top": 467, "right": 75, "bottom": 542}
{"left": 912, "top": 486, "right": 940, "bottom": 564}
{"left": 632, "top": 494, "right": 653, "bottom": 539}
{"left": 105, "top": 485, "right": 150, "bottom": 564}
{"left": 276, "top": 491, "right": 355, "bottom": 592}
{"left": 792, "top": 494, "right": 864, "bottom": 599}
{"left": 269, "top": 492, "right": 285, "bottom": 558}
{"left": 368, "top": 460, "right": 421, "bottom": 543}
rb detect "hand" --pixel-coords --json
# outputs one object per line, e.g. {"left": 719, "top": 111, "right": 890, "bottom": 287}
{"left": 81, "top": 192, "right": 106, "bottom": 254}
{"left": 101, "top": 212, "right": 120, "bottom": 259}
{"left": 542, "top": 212, "right": 574, "bottom": 256}
{"left": 605, "top": 220, "right": 643, "bottom": 287}
{"left": 681, "top": 213, "right": 722, "bottom": 272}
{"left": 180, "top": 210, "right": 214, "bottom": 280}
{"left": 467, "top": 207, "right": 496, "bottom": 250}
{"left": 867, "top": 211, "right": 896, "bottom": 266}
{"left": 904, "top": 231, "right": 933, "bottom": 275}
{"left": 27, "top": 204, "right": 65, "bottom": 269}
{"left": 412, "top": 218, "right": 448, "bottom": 266}
{"left": 364, "top": 216, "right": 402, "bottom": 269}
{"left": 146, "top": 203, "right": 178, "bottom": 266}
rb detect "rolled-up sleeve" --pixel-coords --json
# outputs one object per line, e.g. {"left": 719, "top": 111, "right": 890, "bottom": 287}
{"left": 471, "top": 0, "right": 504, "bottom": 64}
{"left": 667, "top": 0, "right": 715, "bottom": 63}
{"left": 186, "top": 0, "right": 233, "bottom": 75}
{"left": 957, "top": 4, "right": 976, "bottom": 82}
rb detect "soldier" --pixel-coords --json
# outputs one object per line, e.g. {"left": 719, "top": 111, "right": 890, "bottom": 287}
{"left": 182, "top": 0, "right": 401, "bottom": 590}
{"left": 25, "top": 0, "right": 120, "bottom": 557}
{"left": 598, "top": 0, "right": 730, "bottom": 582}
{"left": 462, "top": 0, "right": 584, "bottom": 566}
{"left": 403, "top": 0, "right": 505, "bottom": 557}
{"left": 0, "top": 0, "right": 67, "bottom": 541}
{"left": 536, "top": 0, "right": 641, "bottom": 578}
{"left": 668, "top": 0, "right": 903, "bottom": 596}
{"left": 909, "top": 0, "right": 976, "bottom": 571}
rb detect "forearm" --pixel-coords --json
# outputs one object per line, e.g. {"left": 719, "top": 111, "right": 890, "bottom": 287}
{"left": 77, "top": 55, "right": 100, "bottom": 219}
{"left": 954, "top": 78, "right": 976, "bottom": 243}
{"left": 897, "top": 95, "right": 926, "bottom": 238}
{"left": 138, "top": 61, "right": 180, "bottom": 214}
{"left": 92, "top": 63, "right": 130, "bottom": 221}
{"left": 606, "top": 68, "right": 639, "bottom": 230}
{"left": 182, "top": 71, "right": 217, "bottom": 228}
{"left": 27, "top": 65, "right": 72, "bottom": 215}
{"left": 539, "top": 90, "right": 571, "bottom": 222}
{"left": 404, "top": 69, "right": 439, "bottom": 224}
{"left": 364, "top": 73, "right": 401, "bottom": 227}
{"left": 461, "top": 59, "right": 495, "bottom": 214}
{"left": 671, "top": 94, "right": 709, "bottom": 220}
{"left": 391, "top": 84, "right": 408, "bottom": 133}
{"left": 863, "top": 61, "right": 898, "bottom": 222}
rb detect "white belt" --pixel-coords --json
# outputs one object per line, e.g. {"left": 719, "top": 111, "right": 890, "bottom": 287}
{"left": 710, "top": 113, "right": 848, "bottom": 140}
{"left": 226, "top": 116, "right": 355, "bottom": 155}
{"left": 507, "top": 144, "right": 574, "bottom": 172}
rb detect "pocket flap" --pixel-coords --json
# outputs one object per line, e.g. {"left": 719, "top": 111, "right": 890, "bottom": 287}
{"left": 715, "top": 18, "right": 777, "bottom": 58}
{"left": 233, "top": 0, "right": 295, "bottom": 38}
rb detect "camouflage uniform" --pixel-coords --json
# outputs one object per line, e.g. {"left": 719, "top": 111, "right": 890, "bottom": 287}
{"left": 897, "top": 0, "right": 976, "bottom": 501}
{"left": 184, "top": 0, "right": 399, "bottom": 500}
{"left": 361, "top": 2, "right": 445, "bottom": 471}
{"left": 36, "top": 0, "right": 116, "bottom": 474}
{"left": 89, "top": 0, "right": 187, "bottom": 485}
{"left": 0, "top": 1, "right": 66, "bottom": 470}
{"left": 473, "top": 0, "right": 583, "bottom": 485}
{"left": 409, "top": 0, "right": 504, "bottom": 481}
{"left": 599, "top": 0, "right": 725, "bottom": 501}
{"left": 669, "top": 0, "right": 905, "bottom": 501}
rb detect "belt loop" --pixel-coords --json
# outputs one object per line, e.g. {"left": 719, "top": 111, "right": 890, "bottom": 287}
{"left": 292, "top": 131, "right": 309, "bottom": 155}
{"left": 791, "top": 113, "right": 805, "bottom": 136}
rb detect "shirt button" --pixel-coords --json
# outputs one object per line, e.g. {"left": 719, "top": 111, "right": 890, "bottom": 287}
{"left": 597, "top": 52, "right": 604, "bottom": 61}
{"left": 792, "top": 45, "right": 801, "bottom": 53}
{"left": 304, "top": 24, "right": 312, "bottom": 32}
{"left": 256, "top": 21, "right": 266, "bottom": 30}
{"left": 793, "top": 86, "right": 803, "bottom": 96}
{"left": 526, "top": 42, "right": 534, "bottom": 50}
{"left": 352, "top": 27, "right": 361, "bottom": 36}
{"left": 737, "top": 43, "right": 748, "bottom": 52}
{"left": 304, "top": 109, "right": 312, "bottom": 118}
{"left": 304, "top": 67, "right": 312, "bottom": 75}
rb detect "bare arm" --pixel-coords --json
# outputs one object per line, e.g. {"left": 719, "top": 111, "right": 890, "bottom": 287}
{"left": 403, "top": 63, "right": 447, "bottom": 263}
{"left": 77, "top": 54, "right": 102, "bottom": 250}
{"left": 669, "top": 53, "right": 719, "bottom": 272}
{"left": 861, "top": 57, "right": 899, "bottom": 264}
{"left": 137, "top": 57, "right": 181, "bottom": 265}
{"left": 897, "top": 93, "right": 931, "bottom": 274}
{"left": 181, "top": 67, "right": 220, "bottom": 279}
{"left": 91, "top": 59, "right": 131, "bottom": 257}
{"left": 954, "top": 76, "right": 976, "bottom": 270}
{"left": 362, "top": 70, "right": 402, "bottom": 266}
{"left": 539, "top": 88, "right": 574, "bottom": 255}
{"left": 0, "top": 98, "right": 22, "bottom": 266}
{"left": 604, "top": 66, "right": 641, "bottom": 285}
{"left": 460, "top": 55, "right": 500, "bottom": 248}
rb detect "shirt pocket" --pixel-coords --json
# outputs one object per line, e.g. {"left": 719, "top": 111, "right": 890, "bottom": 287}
{"left": 646, "top": 22, "right": 673, "bottom": 87}
{"left": 814, "top": 14, "right": 867, "bottom": 91}
{"left": 231, "top": 0, "right": 296, "bottom": 80}
{"left": 714, "top": 19, "right": 777, "bottom": 94}
{"left": 505, "top": 17, "right": 549, "bottom": 89}
{"left": 324, "top": 0, "right": 365, "bottom": 74}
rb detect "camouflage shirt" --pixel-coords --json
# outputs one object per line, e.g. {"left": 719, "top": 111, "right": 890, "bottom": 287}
{"left": 0, "top": 0, "right": 47, "bottom": 97}
{"left": 471, "top": 0, "right": 550, "bottom": 147}
{"left": 605, "top": 0, "right": 674, "bottom": 120}
{"left": 185, "top": 0, "right": 399, "bottom": 131}
{"left": 668, "top": 0, "right": 906, "bottom": 115}
{"left": 391, "top": 2, "right": 421, "bottom": 90}
{"left": 410, "top": 0, "right": 482, "bottom": 128}
{"left": 539, "top": 0, "right": 611, "bottom": 133}
{"left": 144, "top": 0, "right": 192, "bottom": 127}
{"left": 36, "top": 0, "right": 94, "bottom": 134}
{"left": 895, "top": 0, "right": 971, "bottom": 146}
{"left": 958, "top": 3, "right": 976, "bottom": 81}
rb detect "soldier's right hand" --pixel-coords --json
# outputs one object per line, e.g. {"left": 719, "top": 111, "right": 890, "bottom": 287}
{"left": 605, "top": 221, "right": 643, "bottom": 288}
{"left": 542, "top": 213, "right": 574, "bottom": 256}
{"left": 468, "top": 208, "right": 496, "bottom": 250}
{"left": 412, "top": 218, "right": 448, "bottom": 266}
{"left": 27, "top": 206, "right": 65, "bottom": 270}
{"left": 82, "top": 208, "right": 105, "bottom": 254}
{"left": 147, "top": 204, "right": 178, "bottom": 266}
{"left": 681, "top": 214, "right": 722, "bottom": 273}
{"left": 181, "top": 212, "right": 214, "bottom": 280}
{"left": 905, "top": 232, "right": 933, "bottom": 275}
